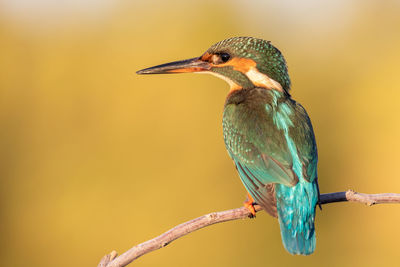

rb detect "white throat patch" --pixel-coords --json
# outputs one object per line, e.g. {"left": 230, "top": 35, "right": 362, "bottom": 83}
{"left": 202, "top": 71, "right": 241, "bottom": 90}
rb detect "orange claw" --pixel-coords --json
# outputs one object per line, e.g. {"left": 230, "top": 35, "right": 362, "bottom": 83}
{"left": 244, "top": 193, "right": 256, "bottom": 217}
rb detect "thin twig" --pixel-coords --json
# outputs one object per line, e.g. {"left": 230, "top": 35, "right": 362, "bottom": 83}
{"left": 98, "top": 190, "right": 400, "bottom": 267}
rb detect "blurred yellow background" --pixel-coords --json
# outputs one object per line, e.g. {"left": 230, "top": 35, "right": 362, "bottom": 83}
{"left": 1, "top": 0, "right": 400, "bottom": 266}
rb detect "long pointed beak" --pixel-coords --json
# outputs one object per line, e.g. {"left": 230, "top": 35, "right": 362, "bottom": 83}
{"left": 136, "top": 57, "right": 211, "bottom": 75}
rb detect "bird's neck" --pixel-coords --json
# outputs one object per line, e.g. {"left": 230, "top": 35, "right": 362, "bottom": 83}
{"left": 225, "top": 87, "right": 290, "bottom": 107}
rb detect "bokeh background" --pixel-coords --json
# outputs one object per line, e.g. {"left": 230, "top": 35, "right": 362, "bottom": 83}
{"left": 1, "top": 0, "right": 400, "bottom": 266}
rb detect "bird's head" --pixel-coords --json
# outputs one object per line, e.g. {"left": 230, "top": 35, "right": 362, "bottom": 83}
{"left": 137, "top": 37, "right": 290, "bottom": 93}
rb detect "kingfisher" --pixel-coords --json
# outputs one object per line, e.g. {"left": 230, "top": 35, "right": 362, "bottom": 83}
{"left": 137, "top": 37, "right": 320, "bottom": 255}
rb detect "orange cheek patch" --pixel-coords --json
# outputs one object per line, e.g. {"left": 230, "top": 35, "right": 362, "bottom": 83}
{"left": 212, "top": 57, "right": 257, "bottom": 72}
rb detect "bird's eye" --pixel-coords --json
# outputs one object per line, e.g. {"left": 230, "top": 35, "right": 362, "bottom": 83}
{"left": 220, "top": 53, "right": 230, "bottom": 63}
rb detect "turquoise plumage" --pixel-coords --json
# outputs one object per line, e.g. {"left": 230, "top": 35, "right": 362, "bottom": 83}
{"left": 223, "top": 88, "right": 319, "bottom": 255}
{"left": 137, "top": 36, "right": 320, "bottom": 255}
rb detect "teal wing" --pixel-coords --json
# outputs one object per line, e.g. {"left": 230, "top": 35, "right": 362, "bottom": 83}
{"left": 273, "top": 102, "right": 319, "bottom": 254}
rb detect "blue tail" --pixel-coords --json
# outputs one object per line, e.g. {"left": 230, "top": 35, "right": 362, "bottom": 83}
{"left": 275, "top": 179, "right": 318, "bottom": 255}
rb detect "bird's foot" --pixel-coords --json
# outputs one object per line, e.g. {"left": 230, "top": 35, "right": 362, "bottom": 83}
{"left": 244, "top": 193, "right": 256, "bottom": 218}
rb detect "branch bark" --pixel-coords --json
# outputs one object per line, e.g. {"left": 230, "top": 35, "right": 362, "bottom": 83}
{"left": 98, "top": 190, "right": 400, "bottom": 267}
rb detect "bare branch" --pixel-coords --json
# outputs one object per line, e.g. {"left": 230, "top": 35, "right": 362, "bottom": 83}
{"left": 98, "top": 251, "right": 118, "bottom": 267}
{"left": 320, "top": 190, "right": 400, "bottom": 205}
{"left": 98, "top": 190, "right": 400, "bottom": 267}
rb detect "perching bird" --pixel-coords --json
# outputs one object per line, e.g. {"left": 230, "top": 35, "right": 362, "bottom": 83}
{"left": 137, "top": 37, "right": 320, "bottom": 255}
